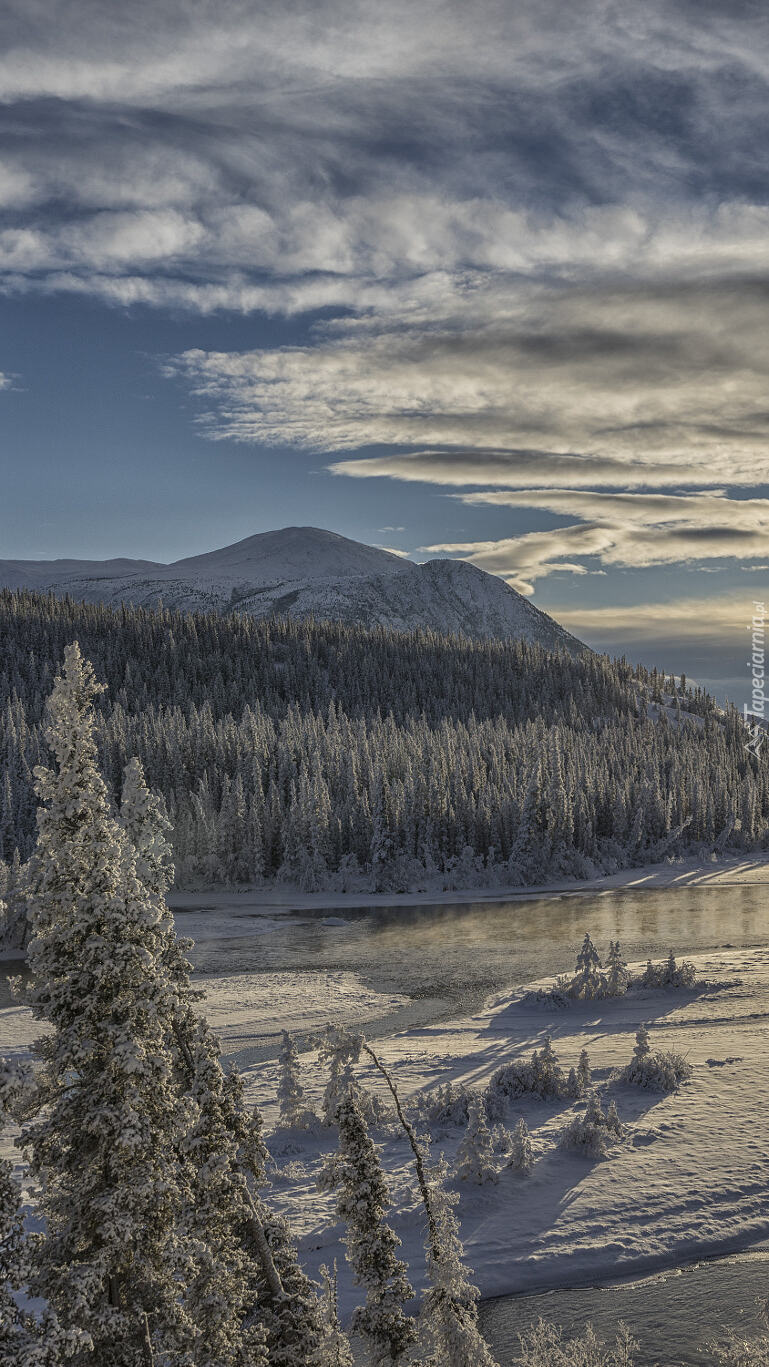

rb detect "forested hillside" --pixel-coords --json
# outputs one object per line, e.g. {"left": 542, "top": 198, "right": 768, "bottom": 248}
{"left": 0, "top": 589, "right": 766, "bottom": 893}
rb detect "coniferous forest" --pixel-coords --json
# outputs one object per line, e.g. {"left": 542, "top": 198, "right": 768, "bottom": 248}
{"left": 0, "top": 589, "right": 765, "bottom": 896}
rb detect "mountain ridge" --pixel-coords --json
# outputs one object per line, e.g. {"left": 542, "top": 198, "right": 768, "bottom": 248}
{"left": 0, "top": 525, "right": 587, "bottom": 654}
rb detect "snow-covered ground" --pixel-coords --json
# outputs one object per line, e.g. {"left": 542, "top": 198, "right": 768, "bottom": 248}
{"left": 226, "top": 944, "right": 769, "bottom": 1313}
{"left": 4, "top": 872, "right": 769, "bottom": 1326}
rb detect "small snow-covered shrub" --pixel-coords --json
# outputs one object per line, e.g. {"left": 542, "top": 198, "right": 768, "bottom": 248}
{"left": 513, "top": 1317, "right": 638, "bottom": 1366}
{"left": 507, "top": 1117, "right": 534, "bottom": 1174}
{"left": 455, "top": 1102, "right": 497, "bottom": 1184}
{"left": 559, "top": 1091, "right": 625, "bottom": 1158}
{"left": 546, "top": 935, "right": 629, "bottom": 1002}
{"left": 638, "top": 950, "right": 697, "bottom": 989}
{"left": 414, "top": 1081, "right": 472, "bottom": 1128}
{"left": 619, "top": 1025, "right": 692, "bottom": 1092}
{"left": 486, "top": 1035, "right": 567, "bottom": 1116}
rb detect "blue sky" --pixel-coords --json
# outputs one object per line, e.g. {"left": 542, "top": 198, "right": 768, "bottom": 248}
{"left": 1, "top": 0, "right": 768, "bottom": 701}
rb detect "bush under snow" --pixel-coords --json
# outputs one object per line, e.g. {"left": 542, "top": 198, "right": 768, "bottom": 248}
{"left": 637, "top": 950, "right": 697, "bottom": 989}
{"left": 559, "top": 1091, "right": 625, "bottom": 1158}
{"left": 618, "top": 1025, "right": 692, "bottom": 1092}
{"left": 513, "top": 1317, "right": 638, "bottom": 1366}
{"left": 486, "top": 1035, "right": 567, "bottom": 1117}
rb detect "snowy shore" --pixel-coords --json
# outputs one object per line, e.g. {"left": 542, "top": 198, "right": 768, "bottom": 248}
{"left": 243, "top": 943, "right": 769, "bottom": 1313}
{"left": 167, "top": 852, "right": 769, "bottom": 923}
{"left": 4, "top": 867, "right": 769, "bottom": 1322}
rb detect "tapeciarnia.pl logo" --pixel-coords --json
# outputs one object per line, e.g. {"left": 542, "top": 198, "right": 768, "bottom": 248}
{"left": 744, "top": 601, "right": 766, "bottom": 755}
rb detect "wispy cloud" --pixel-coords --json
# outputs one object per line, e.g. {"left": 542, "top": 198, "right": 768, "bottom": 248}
{"left": 4, "top": 0, "right": 769, "bottom": 602}
{"left": 414, "top": 489, "right": 769, "bottom": 591}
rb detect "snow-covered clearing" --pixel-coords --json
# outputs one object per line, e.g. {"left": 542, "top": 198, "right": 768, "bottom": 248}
{"left": 4, "top": 891, "right": 769, "bottom": 1327}
{"left": 239, "top": 944, "right": 769, "bottom": 1314}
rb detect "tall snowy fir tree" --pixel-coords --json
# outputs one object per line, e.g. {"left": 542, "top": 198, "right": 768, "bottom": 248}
{"left": 17, "top": 643, "right": 197, "bottom": 1366}
{"left": 319, "top": 1091, "right": 416, "bottom": 1365}
{"left": 118, "top": 731, "right": 332, "bottom": 1366}
{"left": 418, "top": 1160, "right": 499, "bottom": 1367}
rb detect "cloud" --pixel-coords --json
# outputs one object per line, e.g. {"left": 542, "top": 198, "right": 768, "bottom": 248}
{"left": 549, "top": 590, "right": 763, "bottom": 646}
{"left": 6, "top": 0, "right": 769, "bottom": 608}
{"left": 417, "top": 490, "right": 769, "bottom": 591}
{"left": 167, "top": 269, "right": 769, "bottom": 487}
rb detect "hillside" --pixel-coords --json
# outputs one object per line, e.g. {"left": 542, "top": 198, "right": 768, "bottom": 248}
{"left": 0, "top": 526, "right": 586, "bottom": 654}
{"left": 0, "top": 590, "right": 763, "bottom": 905}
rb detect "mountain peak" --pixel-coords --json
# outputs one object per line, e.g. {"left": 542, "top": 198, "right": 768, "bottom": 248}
{"left": 168, "top": 525, "right": 413, "bottom": 583}
{"left": 0, "top": 526, "right": 586, "bottom": 654}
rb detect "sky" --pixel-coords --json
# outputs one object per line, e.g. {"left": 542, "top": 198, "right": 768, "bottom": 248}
{"left": 1, "top": 0, "right": 768, "bottom": 704}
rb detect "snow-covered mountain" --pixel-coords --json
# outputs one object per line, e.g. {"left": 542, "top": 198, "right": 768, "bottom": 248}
{"left": 0, "top": 526, "right": 586, "bottom": 653}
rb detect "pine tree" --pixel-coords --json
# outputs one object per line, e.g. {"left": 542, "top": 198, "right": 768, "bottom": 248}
{"left": 455, "top": 1102, "right": 497, "bottom": 1185}
{"left": 507, "top": 1117, "right": 533, "bottom": 1175}
{"left": 0, "top": 1053, "right": 86, "bottom": 1365}
{"left": 318, "top": 1263, "right": 355, "bottom": 1367}
{"left": 177, "top": 1019, "right": 269, "bottom": 1367}
{"left": 19, "top": 643, "right": 195, "bottom": 1365}
{"left": 418, "top": 1160, "right": 499, "bottom": 1367}
{"left": 277, "top": 1030, "right": 316, "bottom": 1132}
{"left": 633, "top": 1025, "right": 651, "bottom": 1060}
{"left": 606, "top": 1099, "right": 623, "bottom": 1136}
{"left": 121, "top": 753, "right": 329, "bottom": 1366}
{"left": 577, "top": 1048, "right": 592, "bottom": 1093}
{"left": 319, "top": 1091, "right": 415, "bottom": 1364}
{"left": 605, "top": 941, "right": 628, "bottom": 996}
{"left": 570, "top": 932, "right": 604, "bottom": 998}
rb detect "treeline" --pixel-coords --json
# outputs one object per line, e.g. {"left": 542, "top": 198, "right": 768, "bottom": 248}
{"left": 0, "top": 589, "right": 766, "bottom": 891}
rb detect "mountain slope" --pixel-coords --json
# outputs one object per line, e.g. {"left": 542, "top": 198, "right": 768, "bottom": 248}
{"left": 0, "top": 526, "right": 586, "bottom": 653}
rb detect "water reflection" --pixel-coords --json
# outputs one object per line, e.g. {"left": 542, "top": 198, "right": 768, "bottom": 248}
{"left": 182, "top": 884, "right": 769, "bottom": 1019}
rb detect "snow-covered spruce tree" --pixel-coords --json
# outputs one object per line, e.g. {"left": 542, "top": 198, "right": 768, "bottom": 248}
{"left": 454, "top": 1101, "right": 497, "bottom": 1185}
{"left": 577, "top": 1048, "right": 592, "bottom": 1093}
{"left": 568, "top": 933, "right": 604, "bottom": 999}
{"left": 277, "top": 1031, "right": 317, "bottom": 1133}
{"left": 318, "top": 1263, "right": 355, "bottom": 1367}
{"left": 320, "top": 1029, "right": 354, "bottom": 1127}
{"left": 318, "top": 1091, "right": 416, "bottom": 1365}
{"left": 120, "top": 755, "right": 175, "bottom": 896}
{"left": 507, "top": 1117, "right": 533, "bottom": 1175}
{"left": 352, "top": 1037, "right": 499, "bottom": 1367}
{"left": 486, "top": 1035, "right": 567, "bottom": 1112}
{"left": 559, "top": 1091, "right": 622, "bottom": 1159}
{"left": 121, "top": 752, "right": 333, "bottom": 1366}
{"left": 175, "top": 1018, "right": 269, "bottom": 1367}
{"left": 0, "top": 1054, "right": 88, "bottom": 1365}
{"left": 19, "top": 643, "right": 196, "bottom": 1365}
{"left": 418, "top": 1159, "right": 499, "bottom": 1367}
{"left": 605, "top": 941, "right": 628, "bottom": 997}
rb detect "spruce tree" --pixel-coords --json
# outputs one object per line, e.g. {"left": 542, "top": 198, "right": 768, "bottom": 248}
{"left": 418, "top": 1160, "right": 498, "bottom": 1367}
{"left": 319, "top": 1091, "right": 415, "bottom": 1365}
{"left": 605, "top": 940, "right": 628, "bottom": 996}
{"left": 120, "top": 748, "right": 331, "bottom": 1366}
{"left": 508, "top": 1117, "right": 533, "bottom": 1175}
{"left": 19, "top": 643, "right": 195, "bottom": 1365}
{"left": 455, "top": 1102, "right": 497, "bottom": 1185}
{"left": 277, "top": 1031, "right": 316, "bottom": 1132}
{"left": 318, "top": 1263, "right": 355, "bottom": 1367}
